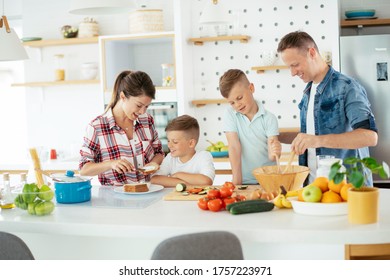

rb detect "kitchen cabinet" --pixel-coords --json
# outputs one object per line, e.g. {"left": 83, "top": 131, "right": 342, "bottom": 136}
{"left": 14, "top": 37, "right": 99, "bottom": 87}
{"left": 99, "top": 32, "right": 176, "bottom": 105}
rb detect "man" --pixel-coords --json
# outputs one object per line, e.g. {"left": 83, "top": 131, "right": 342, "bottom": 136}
{"left": 277, "top": 31, "right": 378, "bottom": 185}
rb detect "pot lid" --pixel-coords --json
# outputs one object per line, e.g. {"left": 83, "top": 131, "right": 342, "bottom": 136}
{"left": 51, "top": 170, "right": 92, "bottom": 183}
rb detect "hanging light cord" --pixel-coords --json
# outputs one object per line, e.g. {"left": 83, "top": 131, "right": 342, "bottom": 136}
{"left": 0, "top": 0, "right": 11, "bottom": 33}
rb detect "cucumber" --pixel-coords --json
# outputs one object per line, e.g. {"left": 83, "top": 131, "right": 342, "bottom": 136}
{"left": 176, "top": 183, "right": 187, "bottom": 192}
{"left": 229, "top": 200, "right": 274, "bottom": 215}
{"left": 226, "top": 199, "right": 268, "bottom": 212}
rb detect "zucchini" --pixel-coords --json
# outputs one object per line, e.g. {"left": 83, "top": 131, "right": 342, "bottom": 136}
{"left": 226, "top": 199, "right": 268, "bottom": 212}
{"left": 176, "top": 183, "right": 187, "bottom": 192}
{"left": 229, "top": 200, "right": 274, "bottom": 215}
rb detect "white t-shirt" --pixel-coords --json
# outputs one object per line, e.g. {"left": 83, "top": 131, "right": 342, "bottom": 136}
{"left": 153, "top": 150, "right": 215, "bottom": 181}
{"left": 307, "top": 83, "right": 318, "bottom": 183}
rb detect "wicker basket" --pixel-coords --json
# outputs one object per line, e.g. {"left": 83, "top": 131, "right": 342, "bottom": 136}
{"left": 252, "top": 165, "right": 309, "bottom": 194}
{"left": 128, "top": 9, "right": 164, "bottom": 34}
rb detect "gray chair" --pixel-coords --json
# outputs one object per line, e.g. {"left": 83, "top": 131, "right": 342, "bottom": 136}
{"left": 151, "top": 231, "right": 244, "bottom": 260}
{"left": 0, "top": 231, "right": 35, "bottom": 260}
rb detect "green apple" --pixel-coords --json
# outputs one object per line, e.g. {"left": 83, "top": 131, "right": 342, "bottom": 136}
{"left": 302, "top": 185, "right": 322, "bottom": 202}
{"left": 220, "top": 146, "right": 229, "bottom": 152}
{"left": 215, "top": 141, "right": 225, "bottom": 149}
{"left": 206, "top": 145, "right": 213, "bottom": 152}
{"left": 38, "top": 184, "right": 54, "bottom": 201}
{"left": 210, "top": 146, "right": 220, "bottom": 152}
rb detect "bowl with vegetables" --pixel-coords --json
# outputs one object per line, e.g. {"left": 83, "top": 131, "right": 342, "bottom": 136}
{"left": 13, "top": 183, "right": 55, "bottom": 216}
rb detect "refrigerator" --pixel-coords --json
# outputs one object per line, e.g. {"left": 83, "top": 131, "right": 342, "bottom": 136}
{"left": 340, "top": 35, "right": 390, "bottom": 184}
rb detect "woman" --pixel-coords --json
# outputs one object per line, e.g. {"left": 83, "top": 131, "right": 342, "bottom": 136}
{"left": 79, "top": 70, "right": 164, "bottom": 185}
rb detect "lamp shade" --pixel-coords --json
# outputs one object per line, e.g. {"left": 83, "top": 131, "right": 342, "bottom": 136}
{"left": 199, "top": 0, "right": 231, "bottom": 25}
{"left": 0, "top": 27, "right": 28, "bottom": 61}
{"left": 69, "top": 0, "right": 135, "bottom": 15}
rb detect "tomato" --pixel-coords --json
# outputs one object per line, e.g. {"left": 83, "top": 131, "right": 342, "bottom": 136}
{"left": 207, "top": 198, "right": 223, "bottom": 212}
{"left": 197, "top": 197, "right": 209, "bottom": 210}
{"left": 223, "top": 182, "right": 236, "bottom": 191}
{"left": 223, "top": 196, "right": 237, "bottom": 209}
{"left": 235, "top": 194, "right": 246, "bottom": 202}
{"left": 219, "top": 186, "right": 233, "bottom": 198}
{"left": 207, "top": 189, "right": 221, "bottom": 199}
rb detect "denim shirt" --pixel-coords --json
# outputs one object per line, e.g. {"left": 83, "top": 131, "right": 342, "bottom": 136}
{"left": 298, "top": 66, "right": 377, "bottom": 186}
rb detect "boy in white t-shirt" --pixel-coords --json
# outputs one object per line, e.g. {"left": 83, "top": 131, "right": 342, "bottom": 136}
{"left": 151, "top": 115, "right": 215, "bottom": 187}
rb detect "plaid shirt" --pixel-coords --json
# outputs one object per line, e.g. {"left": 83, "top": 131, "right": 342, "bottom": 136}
{"left": 79, "top": 109, "right": 164, "bottom": 185}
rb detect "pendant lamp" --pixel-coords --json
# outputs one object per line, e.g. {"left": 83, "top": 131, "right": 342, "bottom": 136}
{"left": 69, "top": 0, "right": 135, "bottom": 15}
{"left": 199, "top": 0, "right": 230, "bottom": 25}
{"left": 0, "top": 0, "right": 28, "bottom": 61}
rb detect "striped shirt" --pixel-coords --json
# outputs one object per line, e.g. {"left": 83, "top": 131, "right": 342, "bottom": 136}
{"left": 79, "top": 109, "right": 164, "bottom": 185}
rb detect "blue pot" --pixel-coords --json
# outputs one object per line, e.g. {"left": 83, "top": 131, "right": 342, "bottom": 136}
{"left": 53, "top": 171, "right": 92, "bottom": 204}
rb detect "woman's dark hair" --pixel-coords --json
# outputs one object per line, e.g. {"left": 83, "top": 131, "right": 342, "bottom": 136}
{"left": 105, "top": 70, "right": 156, "bottom": 112}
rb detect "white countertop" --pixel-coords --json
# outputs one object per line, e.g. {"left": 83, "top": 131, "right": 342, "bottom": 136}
{"left": 1, "top": 187, "right": 390, "bottom": 260}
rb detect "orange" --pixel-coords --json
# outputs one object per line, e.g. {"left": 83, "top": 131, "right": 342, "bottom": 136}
{"left": 340, "top": 183, "right": 352, "bottom": 201}
{"left": 321, "top": 190, "right": 342, "bottom": 203}
{"left": 297, "top": 188, "right": 305, "bottom": 202}
{"left": 312, "top": 177, "right": 329, "bottom": 193}
{"left": 328, "top": 179, "right": 346, "bottom": 194}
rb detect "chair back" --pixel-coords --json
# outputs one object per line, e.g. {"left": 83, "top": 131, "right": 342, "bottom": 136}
{"left": 0, "top": 231, "right": 35, "bottom": 260}
{"left": 151, "top": 231, "right": 243, "bottom": 260}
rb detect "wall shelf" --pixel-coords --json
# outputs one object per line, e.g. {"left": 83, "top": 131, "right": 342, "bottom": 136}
{"left": 23, "top": 37, "right": 99, "bottom": 48}
{"left": 12, "top": 80, "right": 100, "bottom": 87}
{"left": 191, "top": 99, "right": 228, "bottom": 107}
{"left": 340, "top": 18, "right": 390, "bottom": 28}
{"left": 251, "top": 65, "right": 289, "bottom": 74}
{"left": 188, "top": 35, "right": 251, "bottom": 46}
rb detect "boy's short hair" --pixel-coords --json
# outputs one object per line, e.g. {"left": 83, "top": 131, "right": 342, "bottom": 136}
{"left": 165, "top": 114, "right": 200, "bottom": 142}
{"left": 219, "top": 69, "right": 250, "bottom": 98}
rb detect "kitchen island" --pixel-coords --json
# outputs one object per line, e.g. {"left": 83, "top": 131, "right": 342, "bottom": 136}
{"left": 1, "top": 187, "right": 390, "bottom": 260}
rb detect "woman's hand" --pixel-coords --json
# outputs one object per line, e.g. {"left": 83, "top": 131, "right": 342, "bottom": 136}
{"left": 142, "top": 162, "right": 160, "bottom": 174}
{"left": 111, "top": 158, "right": 134, "bottom": 173}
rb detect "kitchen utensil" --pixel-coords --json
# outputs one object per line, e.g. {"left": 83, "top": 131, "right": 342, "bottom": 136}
{"left": 275, "top": 156, "right": 281, "bottom": 174}
{"left": 53, "top": 170, "right": 92, "bottom": 204}
{"left": 163, "top": 185, "right": 257, "bottom": 201}
{"left": 252, "top": 165, "right": 309, "bottom": 195}
{"left": 283, "top": 151, "right": 296, "bottom": 174}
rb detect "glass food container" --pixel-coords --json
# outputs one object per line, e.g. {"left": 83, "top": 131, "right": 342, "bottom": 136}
{"left": 161, "top": 63, "right": 174, "bottom": 87}
{"left": 54, "top": 54, "right": 65, "bottom": 81}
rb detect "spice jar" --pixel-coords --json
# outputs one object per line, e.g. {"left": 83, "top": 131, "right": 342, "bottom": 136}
{"left": 161, "top": 63, "right": 174, "bottom": 87}
{"left": 54, "top": 54, "right": 65, "bottom": 81}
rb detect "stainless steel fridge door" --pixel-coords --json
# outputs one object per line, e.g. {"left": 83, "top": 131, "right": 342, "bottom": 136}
{"left": 340, "top": 35, "right": 390, "bottom": 183}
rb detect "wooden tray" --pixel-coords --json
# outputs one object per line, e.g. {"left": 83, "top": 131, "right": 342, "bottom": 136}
{"left": 163, "top": 185, "right": 261, "bottom": 201}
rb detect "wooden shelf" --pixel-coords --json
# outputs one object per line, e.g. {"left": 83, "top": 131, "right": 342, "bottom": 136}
{"left": 251, "top": 65, "right": 289, "bottom": 74}
{"left": 341, "top": 18, "right": 390, "bottom": 28}
{"left": 191, "top": 99, "right": 228, "bottom": 107}
{"left": 23, "top": 37, "right": 99, "bottom": 48}
{"left": 188, "top": 35, "right": 251, "bottom": 46}
{"left": 12, "top": 79, "right": 100, "bottom": 87}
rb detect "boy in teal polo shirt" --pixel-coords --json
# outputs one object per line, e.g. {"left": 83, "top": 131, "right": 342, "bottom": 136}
{"left": 219, "top": 69, "right": 281, "bottom": 185}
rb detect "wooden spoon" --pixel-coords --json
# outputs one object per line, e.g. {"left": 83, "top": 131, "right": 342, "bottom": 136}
{"left": 275, "top": 156, "right": 281, "bottom": 174}
{"left": 283, "top": 151, "right": 296, "bottom": 174}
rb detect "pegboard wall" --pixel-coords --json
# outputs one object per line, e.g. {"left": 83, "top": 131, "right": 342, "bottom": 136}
{"left": 190, "top": 0, "right": 340, "bottom": 151}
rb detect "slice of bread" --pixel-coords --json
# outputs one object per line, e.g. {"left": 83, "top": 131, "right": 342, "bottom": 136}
{"left": 124, "top": 183, "right": 149, "bottom": 193}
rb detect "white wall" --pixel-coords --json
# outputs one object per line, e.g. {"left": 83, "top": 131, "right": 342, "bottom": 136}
{"left": 3, "top": 0, "right": 390, "bottom": 163}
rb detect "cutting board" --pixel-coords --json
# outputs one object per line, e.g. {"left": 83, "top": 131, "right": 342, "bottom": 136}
{"left": 163, "top": 185, "right": 261, "bottom": 201}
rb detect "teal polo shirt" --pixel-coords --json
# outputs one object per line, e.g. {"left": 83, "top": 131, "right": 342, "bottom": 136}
{"left": 223, "top": 100, "right": 279, "bottom": 184}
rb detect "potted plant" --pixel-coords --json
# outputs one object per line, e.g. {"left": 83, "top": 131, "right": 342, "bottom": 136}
{"left": 329, "top": 157, "right": 389, "bottom": 224}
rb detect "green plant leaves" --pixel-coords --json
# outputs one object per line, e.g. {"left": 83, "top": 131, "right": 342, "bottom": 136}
{"left": 348, "top": 170, "right": 364, "bottom": 188}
